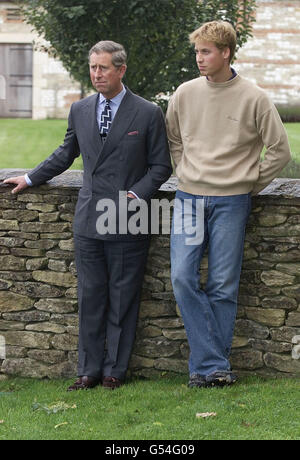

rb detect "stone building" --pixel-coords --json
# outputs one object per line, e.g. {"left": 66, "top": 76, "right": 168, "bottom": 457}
{"left": 0, "top": 0, "right": 299, "bottom": 119}
{"left": 0, "top": 0, "right": 81, "bottom": 119}
{"left": 236, "top": 0, "right": 300, "bottom": 119}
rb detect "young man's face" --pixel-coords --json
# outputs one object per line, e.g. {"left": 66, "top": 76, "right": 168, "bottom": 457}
{"left": 89, "top": 52, "right": 127, "bottom": 99}
{"left": 194, "top": 40, "right": 230, "bottom": 82}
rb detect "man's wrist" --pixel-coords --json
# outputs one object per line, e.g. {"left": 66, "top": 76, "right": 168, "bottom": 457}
{"left": 127, "top": 190, "right": 140, "bottom": 200}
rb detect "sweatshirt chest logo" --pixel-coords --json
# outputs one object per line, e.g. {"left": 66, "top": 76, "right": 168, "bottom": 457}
{"left": 227, "top": 115, "right": 239, "bottom": 122}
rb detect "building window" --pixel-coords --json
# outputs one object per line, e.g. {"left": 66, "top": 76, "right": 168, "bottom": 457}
{"left": 6, "top": 7, "right": 22, "bottom": 22}
{"left": 0, "top": 75, "right": 6, "bottom": 100}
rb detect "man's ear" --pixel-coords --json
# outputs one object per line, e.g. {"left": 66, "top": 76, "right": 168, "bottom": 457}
{"left": 222, "top": 47, "right": 231, "bottom": 62}
{"left": 120, "top": 64, "right": 127, "bottom": 79}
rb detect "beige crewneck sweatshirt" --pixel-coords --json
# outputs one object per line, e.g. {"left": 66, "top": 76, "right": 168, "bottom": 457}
{"left": 166, "top": 75, "right": 291, "bottom": 196}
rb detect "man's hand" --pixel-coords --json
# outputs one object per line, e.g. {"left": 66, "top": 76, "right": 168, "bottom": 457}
{"left": 3, "top": 176, "right": 29, "bottom": 194}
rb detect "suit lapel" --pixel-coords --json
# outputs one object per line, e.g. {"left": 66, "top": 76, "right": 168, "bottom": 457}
{"left": 81, "top": 94, "right": 103, "bottom": 170}
{"left": 92, "top": 88, "right": 139, "bottom": 172}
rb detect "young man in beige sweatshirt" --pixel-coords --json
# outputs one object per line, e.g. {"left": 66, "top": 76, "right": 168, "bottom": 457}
{"left": 166, "top": 21, "right": 291, "bottom": 388}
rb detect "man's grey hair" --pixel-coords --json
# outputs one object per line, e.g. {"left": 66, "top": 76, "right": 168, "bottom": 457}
{"left": 89, "top": 40, "right": 127, "bottom": 67}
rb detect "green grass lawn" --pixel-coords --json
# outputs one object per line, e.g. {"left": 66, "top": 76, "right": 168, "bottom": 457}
{"left": 0, "top": 119, "right": 299, "bottom": 177}
{"left": 0, "top": 119, "right": 82, "bottom": 170}
{"left": 0, "top": 375, "right": 299, "bottom": 440}
{"left": 279, "top": 122, "right": 300, "bottom": 178}
{"left": 286, "top": 122, "right": 300, "bottom": 158}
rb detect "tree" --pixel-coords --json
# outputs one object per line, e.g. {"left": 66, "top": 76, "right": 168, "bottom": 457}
{"left": 18, "top": 0, "right": 256, "bottom": 108}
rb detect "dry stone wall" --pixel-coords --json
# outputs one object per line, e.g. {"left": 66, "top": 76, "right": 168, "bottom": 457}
{"left": 0, "top": 170, "right": 300, "bottom": 380}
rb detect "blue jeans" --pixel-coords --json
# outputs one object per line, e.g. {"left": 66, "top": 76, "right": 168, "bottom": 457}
{"left": 171, "top": 190, "right": 252, "bottom": 377}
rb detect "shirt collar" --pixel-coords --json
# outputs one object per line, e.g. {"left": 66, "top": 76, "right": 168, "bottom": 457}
{"left": 229, "top": 67, "right": 237, "bottom": 80}
{"left": 99, "top": 84, "right": 126, "bottom": 105}
{"left": 206, "top": 67, "right": 237, "bottom": 82}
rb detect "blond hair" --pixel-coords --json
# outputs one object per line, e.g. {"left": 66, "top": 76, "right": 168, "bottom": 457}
{"left": 189, "top": 21, "right": 237, "bottom": 63}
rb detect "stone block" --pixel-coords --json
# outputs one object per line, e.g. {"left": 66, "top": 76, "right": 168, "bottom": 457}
{"left": 25, "top": 240, "right": 57, "bottom": 250}
{"left": 162, "top": 329, "right": 187, "bottom": 340}
{"left": 264, "top": 352, "right": 300, "bottom": 374}
{"left": 1, "top": 358, "right": 49, "bottom": 378}
{"left": 139, "top": 300, "right": 176, "bottom": 318}
{"left": 39, "top": 212, "right": 60, "bottom": 223}
{"left": 0, "top": 279, "right": 13, "bottom": 290}
{"left": 32, "top": 270, "right": 77, "bottom": 288}
{"left": 134, "top": 337, "right": 180, "bottom": 358}
{"left": 230, "top": 349, "right": 264, "bottom": 370}
{"left": 140, "top": 325, "right": 162, "bottom": 338}
{"left": 129, "top": 354, "right": 155, "bottom": 369}
{"left": 258, "top": 214, "right": 287, "bottom": 226}
{"left": 270, "top": 326, "right": 300, "bottom": 342}
{"left": 51, "top": 333, "right": 78, "bottom": 351}
{"left": 0, "top": 237, "right": 25, "bottom": 247}
{"left": 20, "top": 222, "right": 69, "bottom": 233}
{"left": 155, "top": 358, "right": 188, "bottom": 374}
{"left": 232, "top": 336, "right": 249, "bottom": 348}
{"left": 2, "top": 311, "right": 50, "bottom": 322}
{"left": 2, "top": 331, "right": 51, "bottom": 349}
{"left": 149, "top": 317, "right": 184, "bottom": 328}
{"left": 47, "top": 360, "right": 77, "bottom": 379}
{"left": 58, "top": 239, "right": 74, "bottom": 251}
{"left": 276, "top": 263, "right": 300, "bottom": 277}
{"left": 35, "top": 298, "right": 77, "bottom": 313}
{"left": 286, "top": 312, "right": 300, "bottom": 327}
{"left": 261, "top": 296, "right": 297, "bottom": 311}
{"left": 48, "top": 259, "right": 68, "bottom": 272}
{"left": 2, "top": 210, "right": 39, "bottom": 222}
{"left": 11, "top": 282, "right": 64, "bottom": 298}
{"left": 26, "top": 203, "right": 57, "bottom": 213}
{"left": 0, "top": 320, "right": 24, "bottom": 330}
{"left": 0, "top": 291, "right": 34, "bottom": 311}
{"left": 249, "top": 338, "right": 292, "bottom": 353}
{"left": 0, "top": 219, "right": 19, "bottom": 231}
{"left": 17, "top": 194, "right": 44, "bottom": 203}
{"left": 27, "top": 349, "right": 66, "bottom": 364}
{"left": 25, "top": 322, "right": 66, "bottom": 334}
{"left": 282, "top": 284, "right": 300, "bottom": 301}
{"left": 245, "top": 307, "right": 286, "bottom": 327}
{"left": 26, "top": 258, "right": 48, "bottom": 271}
{"left": 261, "top": 270, "right": 295, "bottom": 286}
{"left": 234, "top": 319, "right": 270, "bottom": 339}
{"left": 0, "top": 255, "right": 26, "bottom": 271}
{"left": 11, "top": 248, "right": 45, "bottom": 257}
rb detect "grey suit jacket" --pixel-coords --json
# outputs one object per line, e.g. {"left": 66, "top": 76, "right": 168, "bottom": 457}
{"left": 28, "top": 88, "right": 172, "bottom": 240}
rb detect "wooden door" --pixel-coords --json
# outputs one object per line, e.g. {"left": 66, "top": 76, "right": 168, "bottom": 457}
{"left": 0, "top": 43, "right": 33, "bottom": 118}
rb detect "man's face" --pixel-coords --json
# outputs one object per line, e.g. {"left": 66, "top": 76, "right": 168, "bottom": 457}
{"left": 89, "top": 52, "right": 127, "bottom": 98}
{"left": 194, "top": 40, "right": 230, "bottom": 81}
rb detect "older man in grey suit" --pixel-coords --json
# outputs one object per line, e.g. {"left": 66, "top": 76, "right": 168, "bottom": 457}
{"left": 5, "top": 41, "right": 172, "bottom": 391}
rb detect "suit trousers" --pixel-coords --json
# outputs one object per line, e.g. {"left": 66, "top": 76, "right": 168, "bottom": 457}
{"left": 74, "top": 234, "right": 150, "bottom": 380}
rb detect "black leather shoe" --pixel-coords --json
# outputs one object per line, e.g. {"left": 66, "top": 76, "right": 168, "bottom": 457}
{"left": 67, "top": 376, "right": 101, "bottom": 391}
{"left": 102, "top": 376, "right": 123, "bottom": 390}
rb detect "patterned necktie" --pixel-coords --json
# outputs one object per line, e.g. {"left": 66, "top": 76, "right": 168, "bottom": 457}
{"left": 99, "top": 99, "right": 112, "bottom": 138}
